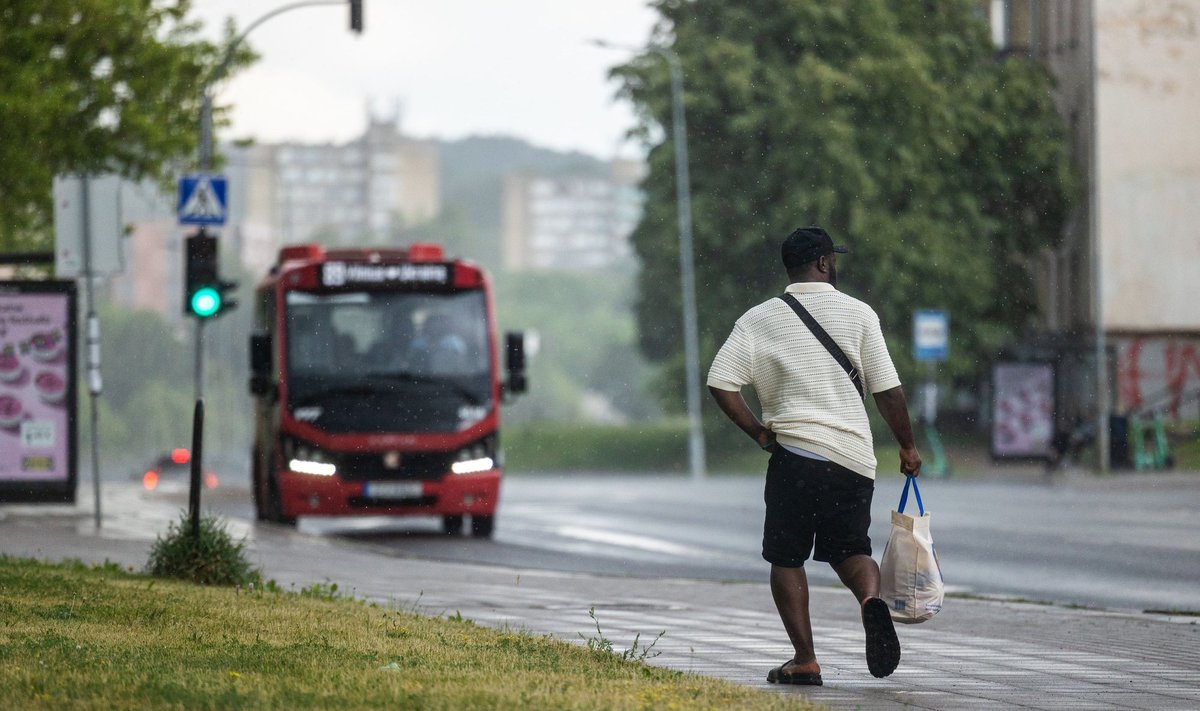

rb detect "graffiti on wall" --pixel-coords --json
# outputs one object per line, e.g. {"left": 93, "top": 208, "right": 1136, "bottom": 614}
{"left": 1117, "top": 337, "right": 1200, "bottom": 418}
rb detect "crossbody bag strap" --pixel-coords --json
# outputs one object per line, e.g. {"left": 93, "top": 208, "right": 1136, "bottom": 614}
{"left": 778, "top": 293, "right": 865, "bottom": 401}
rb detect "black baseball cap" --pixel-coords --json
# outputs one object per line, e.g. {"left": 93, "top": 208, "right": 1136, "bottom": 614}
{"left": 781, "top": 226, "right": 848, "bottom": 268}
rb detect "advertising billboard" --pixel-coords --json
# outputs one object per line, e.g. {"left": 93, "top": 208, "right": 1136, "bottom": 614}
{"left": 991, "top": 362, "right": 1056, "bottom": 461}
{"left": 0, "top": 282, "right": 77, "bottom": 503}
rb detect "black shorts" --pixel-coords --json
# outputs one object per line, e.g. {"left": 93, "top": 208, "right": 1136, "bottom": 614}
{"left": 762, "top": 447, "right": 875, "bottom": 568}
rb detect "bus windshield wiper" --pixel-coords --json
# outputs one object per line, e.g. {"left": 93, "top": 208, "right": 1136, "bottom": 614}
{"left": 364, "top": 371, "right": 484, "bottom": 405}
{"left": 291, "top": 383, "right": 377, "bottom": 405}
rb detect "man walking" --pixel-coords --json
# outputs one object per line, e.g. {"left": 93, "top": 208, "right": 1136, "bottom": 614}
{"left": 707, "top": 226, "right": 921, "bottom": 685}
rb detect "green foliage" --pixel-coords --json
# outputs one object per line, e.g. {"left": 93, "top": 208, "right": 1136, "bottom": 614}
{"left": 0, "top": 1, "right": 255, "bottom": 250}
{"left": 506, "top": 421, "right": 687, "bottom": 472}
{"left": 91, "top": 303, "right": 192, "bottom": 410}
{"left": 579, "top": 607, "right": 665, "bottom": 662}
{"left": 504, "top": 420, "right": 766, "bottom": 473}
{"left": 613, "top": 0, "right": 1078, "bottom": 395}
{"left": 495, "top": 269, "right": 663, "bottom": 424}
{"left": 298, "top": 581, "right": 342, "bottom": 601}
{"left": 146, "top": 513, "right": 259, "bottom": 587}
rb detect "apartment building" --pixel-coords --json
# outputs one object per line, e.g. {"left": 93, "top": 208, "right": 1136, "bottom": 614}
{"left": 226, "top": 115, "right": 440, "bottom": 276}
{"left": 501, "top": 159, "right": 645, "bottom": 271}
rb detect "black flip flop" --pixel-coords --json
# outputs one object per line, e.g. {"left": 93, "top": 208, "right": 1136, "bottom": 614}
{"left": 766, "top": 660, "right": 823, "bottom": 686}
{"left": 862, "top": 597, "right": 901, "bottom": 678}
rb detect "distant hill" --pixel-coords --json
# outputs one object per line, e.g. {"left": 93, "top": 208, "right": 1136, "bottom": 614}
{"left": 437, "top": 135, "right": 609, "bottom": 265}
{"left": 440, "top": 135, "right": 607, "bottom": 197}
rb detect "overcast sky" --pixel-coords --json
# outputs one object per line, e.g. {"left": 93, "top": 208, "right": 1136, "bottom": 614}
{"left": 192, "top": 0, "right": 660, "bottom": 159}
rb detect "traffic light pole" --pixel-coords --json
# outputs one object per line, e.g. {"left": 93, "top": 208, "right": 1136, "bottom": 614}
{"left": 194, "top": 326, "right": 205, "bottom": 400}
{"left": 193, "top": 279, "right": 206, "bottom": 400}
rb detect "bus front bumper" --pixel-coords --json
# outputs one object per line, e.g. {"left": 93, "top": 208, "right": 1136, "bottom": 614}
{"left": 276, "top": 469, "right": 501, "bottom": 518}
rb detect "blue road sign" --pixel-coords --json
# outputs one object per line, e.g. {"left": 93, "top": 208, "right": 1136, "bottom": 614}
{"left": 914, "top": 310, "right": 949, "bottom": 362}
{"left": 177, "top": 174, "right": 227, "bottom": 226}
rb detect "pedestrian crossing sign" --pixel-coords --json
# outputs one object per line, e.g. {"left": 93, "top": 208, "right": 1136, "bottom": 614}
{"left": 177, "top": 174, "right": 228, "bottom": 226}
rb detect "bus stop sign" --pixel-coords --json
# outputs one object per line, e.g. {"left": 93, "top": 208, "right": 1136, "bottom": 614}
{"left": 914, "top": 310, "right": 949, "bottom": 362}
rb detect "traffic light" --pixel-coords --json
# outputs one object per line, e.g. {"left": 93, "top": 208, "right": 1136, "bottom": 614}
{"left": 214, "top": 277, "right": 239, "bottom": 315}
{"left": 184, "top": 232, "right": 238, "bottom": 319}
{"left": 349, "top": 0, "right": 363, "bottom": 33}
{"left": 185, "top": 233, "right": 216, "bottom": 317}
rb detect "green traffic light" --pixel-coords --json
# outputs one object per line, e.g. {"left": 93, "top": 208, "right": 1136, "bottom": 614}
{"left": 190, "top": 286, "right": 221, "bottom": 318}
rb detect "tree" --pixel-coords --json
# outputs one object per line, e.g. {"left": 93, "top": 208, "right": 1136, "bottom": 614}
{"left": 493, "top": 268, "right": 663, "bottom": 424}
{"left": 0, "top": 1, "right": 252, "bottom": 252}
{"left": 612, "top": 0, "right": 1077, "bottom": 401}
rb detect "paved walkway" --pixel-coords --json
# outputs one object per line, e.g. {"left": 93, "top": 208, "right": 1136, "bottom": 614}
{"left": 2, "top": 485, "right": 1199, "bottom": 710}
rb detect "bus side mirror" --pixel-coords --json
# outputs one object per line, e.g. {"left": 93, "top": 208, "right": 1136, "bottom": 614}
{"left": 504, "top": 331, "right": 527, "bottom": 397}
{"left": 249, "top": 333, "right": 273, "bottom": 396}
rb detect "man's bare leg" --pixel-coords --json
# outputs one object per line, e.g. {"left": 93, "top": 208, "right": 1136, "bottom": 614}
{"left": 834, "top": 554, "right": 901, "bottom": 678}
{"left": 832, "top": 553, "right": 880, "bottom": 603}
{"left": 769, "top": 565, "right": 821, "bottom": 674}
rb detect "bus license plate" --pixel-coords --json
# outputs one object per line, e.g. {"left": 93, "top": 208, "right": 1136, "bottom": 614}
{"left": 365, "top": 482, "right": 423, "bottom": 500}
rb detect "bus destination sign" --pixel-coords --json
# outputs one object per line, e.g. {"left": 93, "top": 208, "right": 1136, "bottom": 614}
{"left": 321, "top": 262, "right": 450, "bottom": 288}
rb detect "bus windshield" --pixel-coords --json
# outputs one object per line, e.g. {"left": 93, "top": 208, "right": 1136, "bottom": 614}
{"left": 284, "top": 289, "right": 492, "bottom": 433}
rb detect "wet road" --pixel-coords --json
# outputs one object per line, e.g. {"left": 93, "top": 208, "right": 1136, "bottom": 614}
{"left": 207, "top": 471, "right": 1200, "bottom": 613}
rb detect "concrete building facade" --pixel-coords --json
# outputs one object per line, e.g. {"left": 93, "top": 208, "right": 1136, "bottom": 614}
{"left": 103, "top": 117, "right": 440, "bottom": 325}
{"left": 985, "top": 0, "right": 1200, "bottom": 425}
{"left": 501, "top": 159, "right": 645, "bottom": 271}
{"left": 226, "top": 115, "right": 440, "bottom": 277}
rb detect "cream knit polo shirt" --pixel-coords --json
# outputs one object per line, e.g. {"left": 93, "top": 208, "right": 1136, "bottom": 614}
{"left": 707, "top": 282, "right": 900, "bottom": 479}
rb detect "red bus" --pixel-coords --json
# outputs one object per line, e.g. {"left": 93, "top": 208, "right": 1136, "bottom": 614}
{"left": 247, "top": 243, "right": 526, "bottom": 536}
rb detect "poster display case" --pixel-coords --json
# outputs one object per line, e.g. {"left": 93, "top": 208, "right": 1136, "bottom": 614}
{"left": 0, "top": 281, "right": 77, "bottom": 503}
{"left": 991, "top": 361, "right": 1057, "bottom": 460}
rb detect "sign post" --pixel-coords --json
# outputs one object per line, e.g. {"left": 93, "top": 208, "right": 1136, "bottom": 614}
{"left": 913, "top": 310, "right": 949, "bottom": 477}
{"left": 177, "top": 173, "right": 227, "bottom": 529}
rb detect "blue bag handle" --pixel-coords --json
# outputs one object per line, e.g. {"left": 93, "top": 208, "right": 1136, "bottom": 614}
{"left": 898, "top": 474, "right": 925, "bottom": 516}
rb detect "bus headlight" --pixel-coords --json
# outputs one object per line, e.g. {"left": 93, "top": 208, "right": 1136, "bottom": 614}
{"left": 289, "top": 459, "right": 337, "bottom": 477}
{"left": 451, "top": 439, "right": 495, "bottom": 475}
{"left": 285, "top": 440, "right": 338, "bottom": 476}
{"left": 451, "top": 456, "right": 494, "bottom": 475}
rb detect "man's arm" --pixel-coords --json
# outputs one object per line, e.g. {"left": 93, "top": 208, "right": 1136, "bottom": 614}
{"left": 872, "top": 385, "right": 922, "bottom": 476}
{"left": 708, "top": 386, "right": 775, "bottom": 451}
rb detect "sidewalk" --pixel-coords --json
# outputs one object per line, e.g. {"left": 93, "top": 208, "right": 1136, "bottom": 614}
{"left": 3, "top": 485, "right": 1199, "bottom": 711}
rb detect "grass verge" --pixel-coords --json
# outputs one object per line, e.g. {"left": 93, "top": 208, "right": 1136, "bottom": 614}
{"left": 0, "top": 556, "right": 821, "bottom": 710}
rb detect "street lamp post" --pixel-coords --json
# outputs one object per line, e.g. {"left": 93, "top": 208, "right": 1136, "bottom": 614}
{"left": 199, "top": 0, "right": 355, "bottom": 170}
{"left": 192, "top": 0, "right": 356, "bottom": 400}
{"left": 594, "top": 40, "right": 706, "bottom": 480}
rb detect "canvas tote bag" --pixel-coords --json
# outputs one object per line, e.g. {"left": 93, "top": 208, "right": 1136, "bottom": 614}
{"left": 879, "top": 475, "right": 944, "bottom": 623}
